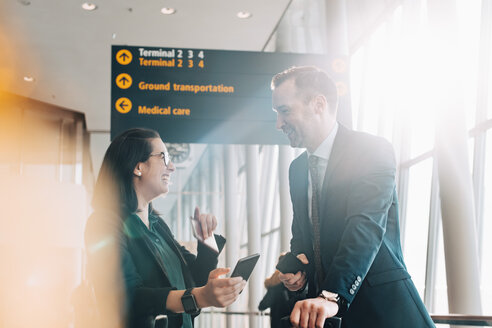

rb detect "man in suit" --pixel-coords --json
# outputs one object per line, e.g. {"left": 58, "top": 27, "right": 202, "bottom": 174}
{"left": 272, "top": 66, "right": 434, "bottom": 328}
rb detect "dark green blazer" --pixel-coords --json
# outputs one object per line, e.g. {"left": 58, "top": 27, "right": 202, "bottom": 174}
{"left": 288, "top": 125, "right": 435, "bottom": 328}
{"left": 85, "top": 211, "right": 225, "bottom": 328}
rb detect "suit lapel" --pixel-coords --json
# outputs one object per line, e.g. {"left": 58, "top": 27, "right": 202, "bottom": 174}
{"left": 320, "top": 125, "right": 350, "bottom": 220}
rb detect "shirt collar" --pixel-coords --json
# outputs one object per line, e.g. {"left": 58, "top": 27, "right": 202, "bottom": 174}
{"left": 308, "top": 122, "right": 339, "bottom": 161}
{"left": 128, "top": 212, "right": 159, "bottom": 228}
{"left": 148, "top": 213, "right": 160, "bottom": 228}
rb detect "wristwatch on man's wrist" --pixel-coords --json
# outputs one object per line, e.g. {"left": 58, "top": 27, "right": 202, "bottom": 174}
{"left": 181, "top": 288, "right": 200, "bottom": 315}
{"left": 318, "top": 290, "right": 349, "bottom": 317}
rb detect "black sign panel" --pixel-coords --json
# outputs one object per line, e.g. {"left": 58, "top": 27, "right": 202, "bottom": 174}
{"left": 111, "top": 45, "right": 350, "bottom": 144}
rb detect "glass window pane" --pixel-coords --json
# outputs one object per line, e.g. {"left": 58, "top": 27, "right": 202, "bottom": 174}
{"left": 409, "top": 113, "right": 435, "bottom": 158}
{"left": 456, "top": 0, "right": 481, "bottom": 128}
{"left": 350, "top": 46, "right": 364, "bottom": 130}
{"left": 403, "top": 157, "right": 433, "bottom": 297}
{"left": 481, "top": 130, "right": 492, "bottom": 309}
{"left": 357, "top": 25, "right": 387, "bottom": 136}
{"left": 433, "top": 215, "right": 449, "bottom": 314}
{"left": 468, "top": 137, "right": 475, "bottom": 176}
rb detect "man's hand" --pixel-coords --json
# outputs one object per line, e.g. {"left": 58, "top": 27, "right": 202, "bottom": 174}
{"left": 290, "top": 297, "right": 338, "bottom": 328}
{"left": 278, "top": 253, "right": 308, "bottom": 291}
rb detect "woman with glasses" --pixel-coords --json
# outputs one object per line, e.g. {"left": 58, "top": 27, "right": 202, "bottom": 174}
{"left": 85, "top": 128, "right": 245, "bottom": 328}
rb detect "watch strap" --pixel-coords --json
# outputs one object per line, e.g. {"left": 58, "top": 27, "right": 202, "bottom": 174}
{"left": 335, "top": 295, "right": 348, "bottom": 317}
{"left": 181, "top": 288, "right": 200, "bottom": 315}
{"left": 318, "top": 290, "right": 349, "bottom": 317}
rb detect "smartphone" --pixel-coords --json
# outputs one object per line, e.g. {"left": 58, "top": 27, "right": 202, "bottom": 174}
{"left": 276, "top": 252, "right": 307, "bottom": 274}
{"left": 230, "top": 253, "right": 260, "bottom": 281}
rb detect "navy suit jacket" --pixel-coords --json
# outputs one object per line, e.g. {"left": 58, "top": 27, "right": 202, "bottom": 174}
{"left": 288, "top": 125, "right": 434, "bottom": 327}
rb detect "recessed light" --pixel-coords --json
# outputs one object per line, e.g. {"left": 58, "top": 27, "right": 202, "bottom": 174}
{"left": 161, "top": 7, "right": 176, "bottom": 15}
{"left": 23, "top": 76, "right": 35, "bottom": 82}
{"left": 237, "top": 11, "right": 252, "bottom": 19}
{"left": 82, "top": 3, "right": 97, "bottom": 11}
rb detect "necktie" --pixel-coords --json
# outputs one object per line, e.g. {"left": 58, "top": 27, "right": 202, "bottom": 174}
{"left": 309, "top": 155, "right": 325, "bottom": 289}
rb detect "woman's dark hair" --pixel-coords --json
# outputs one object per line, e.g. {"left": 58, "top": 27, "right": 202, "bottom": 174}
{"left": 92, "top": 128, "right": 160, "bottom": 216}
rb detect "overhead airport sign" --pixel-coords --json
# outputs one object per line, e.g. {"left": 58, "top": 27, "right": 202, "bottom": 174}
{"left": 111, "top": 45, "right": 349, "bottom": 144}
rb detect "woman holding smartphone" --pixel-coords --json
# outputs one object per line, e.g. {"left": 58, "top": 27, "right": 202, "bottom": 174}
{"left": 85, "top": 128, "right": 245, "bottom": 328}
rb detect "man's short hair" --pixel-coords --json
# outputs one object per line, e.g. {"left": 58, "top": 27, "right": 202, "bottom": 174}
{"left": 271, "top": 66, "right": 338, "bottom": 111}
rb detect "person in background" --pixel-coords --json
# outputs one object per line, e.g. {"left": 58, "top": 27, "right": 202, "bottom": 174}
{"left": 259, "top": 253, "right": 305, "bottom": 328}
{"left": 85, "top": 128, "right": 246, "bottom": 328}
{"left": 271, "top": 66, "right": 434, "bottom": 328}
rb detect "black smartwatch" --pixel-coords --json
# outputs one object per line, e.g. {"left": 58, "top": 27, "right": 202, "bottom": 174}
{"left": 181, "top": 288, "right": 200, "bottom": 315}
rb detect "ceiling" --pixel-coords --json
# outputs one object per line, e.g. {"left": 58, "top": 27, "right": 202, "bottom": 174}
{"left": 0, "top": 0, "right": 403, "bottom": 132}
{"left": 0, "top": 0, "right": 400, "bottom": 219}
{"left": 0, "top": 0, "right": 291, "bottom": 131}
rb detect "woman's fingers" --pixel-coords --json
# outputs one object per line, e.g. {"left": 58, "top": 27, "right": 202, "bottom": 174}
{"left": 194, "top": 206, "right": 201, "bottom": 221}
{"left": 206, "top": 271, "right": 246, "bottom": 307}
{"left": 193, "top": 206, "right": 217, "bottom": 239}
{"left": 200, "top": 215, "right": 209, "bottom": 239}
{"left": 208, "top": 267, "right": 230, "bottom": 279}
{"left": 207, "top": 214, "right": 217, "bottom": 237}
{"left": 209, "top": 276, "right": 243, "bottom": 287}
{"left": 212, "top": 280, "right": 246, "bottom": 306}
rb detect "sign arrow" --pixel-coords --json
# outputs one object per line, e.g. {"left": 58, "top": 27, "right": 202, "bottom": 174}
{"left": 116, "top": 73, "right": 132, "bottom": 89}
{"left": 119, "top": 52, "right": 129, "bottom": 61}
{"left": 119, "top": 100, "right": 128, "bottom": 108}
{"left": 115, "top": 97, "right": 132, "bottom": 113}
{"left": 116, "top": 49, "right": 133, "bottom": 65}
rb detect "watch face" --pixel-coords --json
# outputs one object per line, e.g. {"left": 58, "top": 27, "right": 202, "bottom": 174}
{"left": 182, "top": 294, "right": 198, "bottom": 313}
{"left": 321, "top": 290, "right": 339, "bottom": 302}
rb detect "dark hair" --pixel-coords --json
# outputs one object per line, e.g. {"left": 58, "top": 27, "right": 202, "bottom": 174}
{"left": 92, "top": 128, "right": 160, "bottom": 217}
{"left": 271, "top": 66, "right": 338, "bottom": 112}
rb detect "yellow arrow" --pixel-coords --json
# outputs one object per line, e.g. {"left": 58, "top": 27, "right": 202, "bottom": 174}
{"left": 116, "top": 73, "right": 132, "bottom": 89}
{"left": 116, "top": 49, "right": 132, "bottom": 65}
{"left": 115, "top": 97, "right": 132, "bottom": 114}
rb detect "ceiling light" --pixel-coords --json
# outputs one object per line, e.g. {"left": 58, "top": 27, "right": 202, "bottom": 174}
{"left": 18, "top": 0, "right": 31, "bottom": 6}
{"left": 23, "top": 76, "right": 35, "bottom": 82}
{"left": 161, "top": 7, "right": 176, "bottom": 15}
{"left": 81, "top": 3, "right": 97, "bottom": 11}
{"left": 237, "top": 11, "right": 252, "bottom": 19}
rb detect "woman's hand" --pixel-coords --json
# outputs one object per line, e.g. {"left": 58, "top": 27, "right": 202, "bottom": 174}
{"left": 192, "top": 206, "right": 217, "bottom": 239}
{"left": 194, "top": 268, "right": 246, "bottom": 308}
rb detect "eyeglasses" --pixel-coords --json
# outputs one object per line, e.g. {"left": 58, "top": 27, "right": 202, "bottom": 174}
{"left": 149, "top": 151, "right": 171, "bottom": 167}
